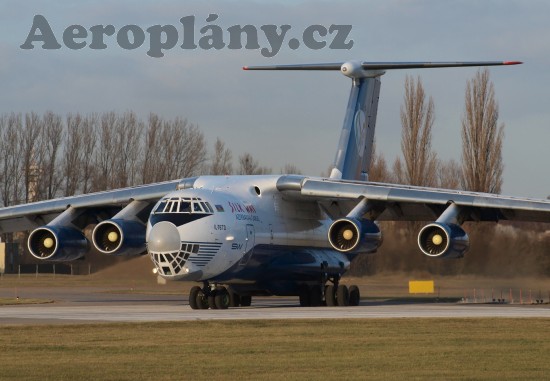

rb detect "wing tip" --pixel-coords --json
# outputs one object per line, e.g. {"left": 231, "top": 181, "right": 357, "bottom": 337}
{"left": 504, "top": 61, "right": 523, "bottom": 65}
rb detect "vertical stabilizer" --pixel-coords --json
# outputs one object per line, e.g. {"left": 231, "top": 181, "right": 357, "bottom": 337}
{"left": 330, "top": 75, "right": 381, "bottom": 181}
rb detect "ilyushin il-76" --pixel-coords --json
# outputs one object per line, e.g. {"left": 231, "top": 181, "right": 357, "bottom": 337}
{"left": 1, "top": 59, "right": 549, "bottom": 309}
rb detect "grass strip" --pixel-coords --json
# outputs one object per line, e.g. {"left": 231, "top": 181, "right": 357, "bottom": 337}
{"left": 0, "top": 318, "right": 548, "bottom": 381}
{"left": 0, "top": 298, "right": 53, "bottom": 306}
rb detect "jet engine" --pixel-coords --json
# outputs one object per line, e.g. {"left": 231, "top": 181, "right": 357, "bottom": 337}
{"left": 328, "top": 218, "right": 382, "bottom": 253}
{"left": 28, "top": 226, "right": 88, "bottom": 262}
{"left": 92, "top": 219, "right": 146, "bottom": 256}
{"left": 417, "top": 222, "right": 469, "bottom": 258}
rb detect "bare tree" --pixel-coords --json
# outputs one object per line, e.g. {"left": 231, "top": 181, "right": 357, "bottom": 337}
{"left": 0, "top": 114, "right": 24, "bottom": 206}
{"left": 92, "top": 112, "right": 117, "bottom": 191}
{"left": 210, "top": 138, "right": 233, "bottom": 175}
{"left": 161, "top": 118, "right": 206, "bottom": 180}
{"left": 141, "top": 113, "right": 163, "bottom": 183}
{"left": 281, "top": 164, "right": 301, "bottom": 175}
{"left": 111, "top": 111, "right": 143, "bottom": 188}
{"left": 20, "top": 112, "right": 43, "bottom": 202}
{"left": 395, "top": 76, "right": 438, "bottom": 187}
{"left": 141, "top": 115, "right": 207, "bottom": 183}
{"left": 438, "top": 159, "right": 462, "bottom": 189}
{"left": 175, "top": 119, "right": 207, "bottom": 178}
{"left": 63, "top": 113, "right": 97, "bottom": 196}
{"left": 0, "top": 115, "right": 9, "bottom": 205}
{"left": 80, "top": 114, "right": 98, "bottom": 194}
{"left": 37, "top": 112, "right": 64, "bottom": 200}
{"left": 368, "top": 142, "right": 390, "bottom": 182}
{"left": 64, "top": 113, "right": 83, "bottom": 196}
{"left": 238, "top": 153, "right": 271, "bottom": 175}
{"left": 461, "top": 69, "right": 504, "bottom": 193}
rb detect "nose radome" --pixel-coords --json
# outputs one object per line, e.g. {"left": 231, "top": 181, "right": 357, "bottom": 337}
{"left": 148, "top": 221, "right": 180, "bottom": 252}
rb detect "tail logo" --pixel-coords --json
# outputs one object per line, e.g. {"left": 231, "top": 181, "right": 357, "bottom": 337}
{"left": 354, "top": 110, "right": 367, "bottom": 157}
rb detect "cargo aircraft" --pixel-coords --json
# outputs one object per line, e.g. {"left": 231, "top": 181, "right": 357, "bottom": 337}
{"left": 1, "top": 60, "right": 549, "bottom": 309}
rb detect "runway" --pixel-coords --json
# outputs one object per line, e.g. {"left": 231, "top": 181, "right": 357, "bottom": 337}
{"left": 1, "top": 289, "right": 549, "bottom": 324}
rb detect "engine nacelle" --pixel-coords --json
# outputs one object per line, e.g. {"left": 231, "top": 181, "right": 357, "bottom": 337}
{"left": 328, "top": 218, "right": 382, "bottom": 254}
{"left": 92, "top": 219, "right": 146, "bottom": 256}
{"left": 28, "top": 226, "right": 88, "bottom": 262}
{"left": 418, "top": 222, "right": 469, "bottom": 258}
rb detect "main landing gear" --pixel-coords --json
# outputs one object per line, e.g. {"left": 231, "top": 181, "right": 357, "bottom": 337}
{"left": 188, "top": 277, "right": 360, "bottom": 309}
{"left": 299, "top": 275, "right": 361, "bottom": 307}
{"left": 189, "top": 283, "right": 251, "bottom": 310}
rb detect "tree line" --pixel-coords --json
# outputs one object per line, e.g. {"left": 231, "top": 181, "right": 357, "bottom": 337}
{"left": 0, "top": 111, "right": 288, "bottom": 207}
{"left": 369, "top": 69, "right": 504, "bottom": 193}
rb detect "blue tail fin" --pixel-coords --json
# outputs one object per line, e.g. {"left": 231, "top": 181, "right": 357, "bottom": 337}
{"left": 330, "top": 76, "right": 381, "bottom": 181}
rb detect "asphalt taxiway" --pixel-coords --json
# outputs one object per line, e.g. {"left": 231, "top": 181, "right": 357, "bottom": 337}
{"left": 1, "top": 287, "right": 549, "bottom": 324}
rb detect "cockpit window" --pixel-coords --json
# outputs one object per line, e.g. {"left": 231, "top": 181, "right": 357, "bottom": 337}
{"left": 200, "top": 202, "right": 214, "bottom": 213}
{"left": 169, "top": 201, "right": 177, "bottom": 213}
{"left": 154, "top": 197, "right": 213, "bottom": 215}
{"left": 180, "top": 201, "right": 191, "bottom": 213}
{"left": 155, "top": 201, "right": 167, "bottom": 213}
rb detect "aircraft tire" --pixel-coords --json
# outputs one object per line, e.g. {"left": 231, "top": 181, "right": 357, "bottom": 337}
{"left": 349, "top": 285, "right": 360, "bottom": 306}
{"left": 196, "top": 290, "right": 209, "bottom": 310}
{"left": 214, "top": 287, "right": 230, "bottom": 310}
{"left": 325, "top": 285, "right": 336, "bottom": 306}
{"left": 336, "top": 285, "right": 350, "bottom": 306}
{"left": 189, "top": 286, "right": 201, "bottom": 310}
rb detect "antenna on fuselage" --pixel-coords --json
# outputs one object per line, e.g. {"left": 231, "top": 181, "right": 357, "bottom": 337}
{"left": 244, "top": 60, "right": 521, "bottom": 181}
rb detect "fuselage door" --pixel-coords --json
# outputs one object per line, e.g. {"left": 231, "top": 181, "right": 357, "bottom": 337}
{"left": 239, "top": 224, "right": 255, "bottom": 266}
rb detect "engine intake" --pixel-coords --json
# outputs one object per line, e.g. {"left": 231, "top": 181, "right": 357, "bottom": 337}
{"left": 328, "top": 218, "right": 382, "bottom": 253}
{"left": 28, "top": 226, "right": 88, "bottom": 262}
{"left": 92, "top": 219, "right": 146, "bottom": 256}
{"left": 418, "top": 222, "right": 469, "bottom": 258}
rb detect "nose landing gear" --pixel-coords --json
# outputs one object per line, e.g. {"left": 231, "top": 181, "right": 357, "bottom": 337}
{"left": 189, "top": 282, "right": 251, "bottom": 310}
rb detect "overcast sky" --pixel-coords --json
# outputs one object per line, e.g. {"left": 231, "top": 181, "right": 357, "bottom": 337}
{"left": 1, "top": 0, "right": 549, "bottom": 197}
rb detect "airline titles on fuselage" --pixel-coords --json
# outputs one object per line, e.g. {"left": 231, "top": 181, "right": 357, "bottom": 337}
{"left": 228, "top": 201, "right": 260, "bottom": 222}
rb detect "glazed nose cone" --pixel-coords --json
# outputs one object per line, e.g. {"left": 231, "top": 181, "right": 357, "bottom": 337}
{"left": 148, "top": 221, "right": 180, "bottom": 252}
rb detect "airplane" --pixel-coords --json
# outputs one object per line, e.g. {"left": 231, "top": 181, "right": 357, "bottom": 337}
{"left": 1, "top": 60, "right": 549, "bottom": 310}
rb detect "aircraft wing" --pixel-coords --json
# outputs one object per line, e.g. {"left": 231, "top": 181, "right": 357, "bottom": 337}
{"left": 0, "top": 180, "right": 181, "bottom": 234}
{"left": 276, "top": 176, "right": 550, "bottom": 223}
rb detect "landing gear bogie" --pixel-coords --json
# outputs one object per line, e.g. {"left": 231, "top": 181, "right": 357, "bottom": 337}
{"left": 298, "top": 273, "right": 361, "bottom": 308}
{"left": 188, "top": 283, "right": 251, "bottom": 310}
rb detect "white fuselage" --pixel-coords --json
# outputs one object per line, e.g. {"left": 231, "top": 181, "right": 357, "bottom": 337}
{"left": 146, "top": 175, "right": 349, "bottom": 286}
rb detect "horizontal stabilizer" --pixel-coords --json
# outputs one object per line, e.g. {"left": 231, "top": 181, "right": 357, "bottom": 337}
{"left": 243, "top": 61, "right": 522, "bottom": 71}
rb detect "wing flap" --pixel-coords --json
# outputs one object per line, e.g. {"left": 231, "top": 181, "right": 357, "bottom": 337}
{"left": 279, "top": 176, "right": 550, "bottom": 223}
